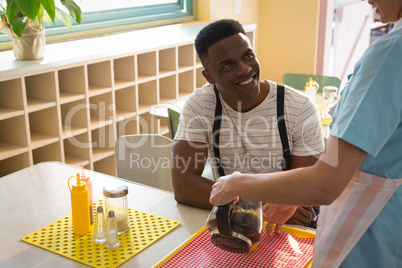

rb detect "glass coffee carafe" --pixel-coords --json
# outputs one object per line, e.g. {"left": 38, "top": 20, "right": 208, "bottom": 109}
{"left": 206, "top": 198, "right": 263, "bottom": 253}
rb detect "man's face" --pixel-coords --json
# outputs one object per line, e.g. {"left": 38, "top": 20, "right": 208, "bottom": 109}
{"left": 202, "top": 33, "right": 261, "bottom": 109}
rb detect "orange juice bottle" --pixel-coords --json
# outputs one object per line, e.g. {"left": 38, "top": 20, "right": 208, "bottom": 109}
{"left": 68, "top": 173, "right": 90, "bottom": 235}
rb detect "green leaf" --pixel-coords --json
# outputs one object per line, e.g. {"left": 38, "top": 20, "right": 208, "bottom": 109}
{"left": 36, "top": 5, "right": 43, "bottom": 27}
{"left": 60, "top": 0, "right": 81, "bottom": 23}
{"left": 6, "top": 0, "right": 18, "bottom": 23}
{"left": 55, "top": 7, "right": 71, "bottom": 29}
{"left": 10, "top": 15, "right": 26, "bottom": 37}
{"left": 43, "top": 12, "right": 50, "bottom": 24}
{"left": 16, "top": 0, "right": 41, "bottom": 21}
{"left": 41, "top": 0, "right": 55, "bottom": 23}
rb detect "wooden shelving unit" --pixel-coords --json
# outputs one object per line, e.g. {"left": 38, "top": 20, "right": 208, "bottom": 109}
{"left": 0, "top": 22, "right": 256, "bottom": 177}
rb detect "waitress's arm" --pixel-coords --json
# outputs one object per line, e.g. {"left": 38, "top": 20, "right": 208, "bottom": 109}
{"left": 210, "top": 135, "right": 367, "bottom": 206}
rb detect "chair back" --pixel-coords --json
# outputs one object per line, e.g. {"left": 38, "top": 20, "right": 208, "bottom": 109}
{"left": 167, "top": 108, "right": 181, "bottom": 139}
{"left": 115, "top": 134, "right": 174, "bottom": 192}
{"left": 282, "top": 73, "right": 341, "bottom": 93}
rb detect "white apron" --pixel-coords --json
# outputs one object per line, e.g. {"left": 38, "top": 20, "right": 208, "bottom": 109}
{"left": 311, "top": 170, "right": 402, "bottom": 268}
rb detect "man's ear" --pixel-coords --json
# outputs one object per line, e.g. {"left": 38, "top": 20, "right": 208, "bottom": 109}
{"left": 202, "top": 69, "right": 215, "bottom": 84}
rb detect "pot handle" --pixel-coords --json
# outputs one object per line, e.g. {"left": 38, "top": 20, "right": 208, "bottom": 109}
{"left": 216, "top": 203, "right": 232, "bottom": 236}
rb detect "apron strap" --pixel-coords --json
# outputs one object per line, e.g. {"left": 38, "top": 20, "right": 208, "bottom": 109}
{"left": 213, "top": 84, "right": 225, "bottom": 177}
{"left": 276, "top": 83, "right": 291, "bottom": 171}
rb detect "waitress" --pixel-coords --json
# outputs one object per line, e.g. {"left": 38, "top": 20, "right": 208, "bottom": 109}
{"left": 209, "top": 1, "right": 402, "bottom": 267}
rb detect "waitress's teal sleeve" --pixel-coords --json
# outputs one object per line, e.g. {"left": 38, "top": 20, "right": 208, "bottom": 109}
{"left": 330, "top": 26, "right": 402, "bottom": 179}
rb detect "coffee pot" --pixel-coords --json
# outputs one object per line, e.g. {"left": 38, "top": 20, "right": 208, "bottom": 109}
{"left": 206, "top": 198, "right": 263, "bottom": 253}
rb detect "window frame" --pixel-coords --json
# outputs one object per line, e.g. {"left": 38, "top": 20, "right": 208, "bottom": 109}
{"left": 0, "top": 0, "right": 195, "bottom": 43}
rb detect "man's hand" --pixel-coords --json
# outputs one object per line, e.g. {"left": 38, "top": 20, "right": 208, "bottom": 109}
{"left": 285, "top": 206, "right": 316, "bottom": 227}
{"left": 262, "top": 203, "right": 297, "bottom": 237}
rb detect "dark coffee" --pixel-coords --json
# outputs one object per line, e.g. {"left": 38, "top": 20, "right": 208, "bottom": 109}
{"left": 206, "top": 209, "right": 262, "bottom": 244}
{"left": 231, "top": 210, "right": 261, "bottom": 244}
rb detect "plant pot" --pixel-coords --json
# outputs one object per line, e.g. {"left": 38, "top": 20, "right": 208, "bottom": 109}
{"left": 11, "top": 19, "right": 45, "bottom": 60}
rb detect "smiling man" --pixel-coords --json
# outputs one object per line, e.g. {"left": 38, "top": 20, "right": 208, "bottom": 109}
{"left": 171, "top": 19, "right": 324, "bottom": 227}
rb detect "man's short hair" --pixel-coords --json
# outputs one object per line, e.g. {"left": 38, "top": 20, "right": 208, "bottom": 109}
{"left": 195, "top": 19, "right": 246, "bottom": 62}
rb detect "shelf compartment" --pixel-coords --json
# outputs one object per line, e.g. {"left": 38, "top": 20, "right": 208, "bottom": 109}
{"left": 63, "top": 133, "right": 90, "bottom": 167}
{"left": 138, "top": 112, "right": 158, "bottom": 134}
{"left": 91, "top": 124, "right": 115, "bottom": 162}
{"left": 178, "top": 70, "right": 194, "bottom": 98}
{"left": 33, "top": 142, "right": 62, "bottom": 164}
{"left": 116, "top": 115, "right": 138, "bottom": 137}
{"left": 60, "top": 100, "right": 89, "bottom": 139}
{"left": 58, "top": 66, "right": 86, "bottom": 104}
{"left": 196, "top": 67, "right": 207, "bottom": 88}
{"left": 29, "top": 107, "right": 60, "bottom": 150}
{"left": 137, "top": 52, "right": 157, "bottom": 82}
{"left": 159, "top": 117, "right": 170, "bottom": 136}
{"left": 93, "top": 155, "right": 116, "bottom": 177}
{"left": 113, "top": 56, "right": 136, "bottom": 89}
{"left": 89, "top": 92, "right": 114, "bottom": 130}
{"left": 159, "top": 75, "right": 177, "bottom": 103}
{"left": 0, "top": 78, "right": 25, "bottom": 121}
{"left": 138, "top": 81, "right": 157, "bottom": 113}
{"left": 115, "top": 85, "right": 137, "bottom": 119}
{"left": 159, "top": 48, "right": 176, "bottom": 77}
{"left": 87, "top": 61, "right": 112, "bottom": 97}
{"left": 178, "top": 44, "right": 194, "bottom": 71}
{"left": 0, "top": 115, "right": 29, "bottom": 161}
{"left": 195, "top": 52, "right": 202, "bottom": 67}
{"left": 0, "top": 152, "right": 30, "bottom": 177}
{"left": 25, "top": 72, "right": 57, "bottom": 112}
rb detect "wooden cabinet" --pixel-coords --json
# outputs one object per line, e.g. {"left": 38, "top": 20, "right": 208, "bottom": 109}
{"left": 0, "top": 22, "right": 256, "bottom": 177}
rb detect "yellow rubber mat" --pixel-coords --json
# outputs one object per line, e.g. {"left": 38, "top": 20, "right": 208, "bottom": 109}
{"left": 21, "top": 199, "right": 181, "bottom": 267}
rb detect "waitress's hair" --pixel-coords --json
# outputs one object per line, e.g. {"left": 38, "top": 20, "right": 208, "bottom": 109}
{"left": 195, "top": 19, "right": 246, "bottom": 63}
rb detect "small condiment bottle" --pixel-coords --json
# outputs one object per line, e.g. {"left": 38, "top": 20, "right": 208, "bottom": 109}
{"left": 93, "top": 205, "right": 106, "bottom": 244}
{"left": 105, "top": 210, "right": 121, "bottom": 249}
{"left": 103, "top": 185, "right": 130, "bottom": 233}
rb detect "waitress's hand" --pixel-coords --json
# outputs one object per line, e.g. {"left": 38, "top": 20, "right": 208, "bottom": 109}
{"left": 263, "top": 203, "right": 297, "bottom": 238}
{"left": 210, "top": 171, "right": 241, "bottom": 206}
{"left": 285, "top": 206, "right": 316, "bottom": 227}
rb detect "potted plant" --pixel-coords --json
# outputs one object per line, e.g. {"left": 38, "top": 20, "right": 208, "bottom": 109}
{"left": 0, "top": 0, "right": 82, "bottom": 60}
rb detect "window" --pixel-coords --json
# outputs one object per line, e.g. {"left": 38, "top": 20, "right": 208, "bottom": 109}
{"left": 0, "top": 0, "right": 195, "bottom": 43}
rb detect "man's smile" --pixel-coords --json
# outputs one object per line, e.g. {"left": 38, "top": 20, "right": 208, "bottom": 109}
{"left": 237, "top": 74, "right": 256, "bottom": 86}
